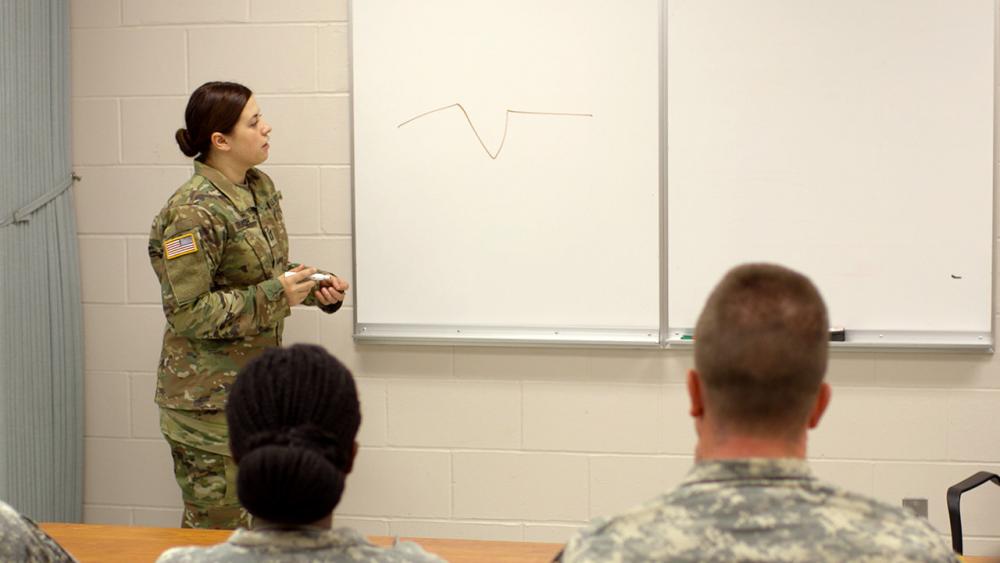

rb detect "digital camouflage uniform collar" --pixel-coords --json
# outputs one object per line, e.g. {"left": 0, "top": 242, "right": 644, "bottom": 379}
{"left": 227, "top": 526, "right": 369, "bottom": 550}
{"left": 683, "top": 458, "right": 814, "bottom": 487}
{"left": 192, "top": 160, "right": 261, "bottom": 212}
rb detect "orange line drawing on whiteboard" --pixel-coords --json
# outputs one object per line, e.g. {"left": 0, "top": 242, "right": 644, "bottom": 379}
{"left": 397, "top": 103, "right": 593, "bottom": 160}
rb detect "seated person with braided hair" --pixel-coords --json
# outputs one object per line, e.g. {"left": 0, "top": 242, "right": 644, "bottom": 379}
{"left": 157, "top": 344, "right": 443, "bottom": 562}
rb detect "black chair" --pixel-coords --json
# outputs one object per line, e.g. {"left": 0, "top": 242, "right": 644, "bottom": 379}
{"left": 946, "top": 471, "right": 1000, "bottom": 555}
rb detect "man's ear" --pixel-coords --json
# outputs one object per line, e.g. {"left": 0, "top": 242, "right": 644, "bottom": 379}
{"left": 210, "top": 131, "right": 230, "bottom": 153}
{"left": 687, "top": 369, "right": 704, "bottom": 418}
{"left": 807, "top": 382, "right": 831, "bottom": 429}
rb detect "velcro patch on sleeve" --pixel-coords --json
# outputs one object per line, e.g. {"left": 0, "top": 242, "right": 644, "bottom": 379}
{"left": 164, "top": 233, "right": 198, "bottom": 260}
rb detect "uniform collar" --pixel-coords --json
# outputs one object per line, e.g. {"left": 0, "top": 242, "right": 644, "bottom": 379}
{"left": 193, "top": 160, "right": 257, "bottom": 212}
{"left": 227, "top": 526, "right": 369, "bottom": 550}
{"left": 682, "top": 458, "right": 814, "bottom": 487}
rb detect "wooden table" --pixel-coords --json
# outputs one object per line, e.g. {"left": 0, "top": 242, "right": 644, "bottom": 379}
{"left": 39, "top": 523, "right": 1000, "bottom": 563}
{"left": 39, "top": 523, "right": 564, "bottom": 563}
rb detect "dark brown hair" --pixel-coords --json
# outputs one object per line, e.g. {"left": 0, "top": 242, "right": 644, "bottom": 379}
{"left": 227, "top": 344, "right": 361, "bottom": 525}
{"left": 694, "top": 263, "right": 829, "bottom": 436}
{"left": 175, "top": 81, "right": 252, "bottom": 160}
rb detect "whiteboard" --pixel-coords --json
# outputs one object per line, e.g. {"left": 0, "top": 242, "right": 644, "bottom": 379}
{"left": 667, "top": 0, "right": 994, "bottom": 345}
{"left": 351, "top": 0, "right": 995, "bottom": 349}
{"left": 351, "top": 0, "right": 662, "bottom": 344}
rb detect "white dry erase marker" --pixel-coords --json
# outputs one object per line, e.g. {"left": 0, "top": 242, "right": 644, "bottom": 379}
{"left": 284, "top": 271, "right": 332, "bottom": 283}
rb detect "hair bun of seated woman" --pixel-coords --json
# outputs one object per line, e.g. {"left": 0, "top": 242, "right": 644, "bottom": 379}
{"left": 236, "top": 444, "right": 345, "bottom": 525}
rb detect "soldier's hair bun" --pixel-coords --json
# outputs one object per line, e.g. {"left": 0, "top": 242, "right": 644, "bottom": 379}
{"left": 175, "top": 128, "right": 198, "bottom": 158}
{"left": 236, "top": 445, "right": 346, "bottom": 525}
{"left": 177, "top": 81, "right": 253, "bottom": 160}
{"left": 227, "top": 344, "right": 361, "bottom": 525}
{"left": 245, "top": 425, "right": 341, "bottom": 456}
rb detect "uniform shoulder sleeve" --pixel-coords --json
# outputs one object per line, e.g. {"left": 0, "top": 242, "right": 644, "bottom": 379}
{"left": 0, "top": 504, "right": 76, "bottom": 563}
{"left": 558, "top": 516, "right": 616, "bottom": 563}
{"left": 156, "top": 204, "right": 226, "bottom": 306}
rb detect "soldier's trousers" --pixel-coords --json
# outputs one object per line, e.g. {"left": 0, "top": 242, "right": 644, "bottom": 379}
{"left": 159, "top": 408, "right": 251, "bottom": 530}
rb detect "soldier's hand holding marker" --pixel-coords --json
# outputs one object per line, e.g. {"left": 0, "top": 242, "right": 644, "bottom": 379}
{"left": 280, "top": 265, "right": 318, "bottom": 306}
{"left": 281, "top": 264, "right": 350, "bottom": 307}
{"left": 314, "top": 272, "right": 349, "bottom": 307}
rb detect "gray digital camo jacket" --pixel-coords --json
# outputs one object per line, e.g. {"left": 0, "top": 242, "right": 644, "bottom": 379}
{"left": 559, "top": 458, "right": 959, "bottom": 563}
{"left": 0, "top": 501, "right": 75, "bottom": 562}
{"left": 156, "top": 526, "right": 444, "bottom": 563}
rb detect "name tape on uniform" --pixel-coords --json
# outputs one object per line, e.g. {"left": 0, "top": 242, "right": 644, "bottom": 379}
{"left": 164, "top": 233, "right": 198, "bottom": 259}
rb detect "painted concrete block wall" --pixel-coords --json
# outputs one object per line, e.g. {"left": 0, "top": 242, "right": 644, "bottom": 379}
{"left": 69, "top": 0, "right": 1000, "bottom": 554}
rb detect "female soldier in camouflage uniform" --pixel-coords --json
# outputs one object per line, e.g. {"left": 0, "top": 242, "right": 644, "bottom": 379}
{"left": 149, "top": 82, "right": 349, "bottom": 529}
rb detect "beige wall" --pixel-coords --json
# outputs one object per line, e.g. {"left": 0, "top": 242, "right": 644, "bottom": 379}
{"left": 69, "top": 0, "right": 1000, "bottom": 555}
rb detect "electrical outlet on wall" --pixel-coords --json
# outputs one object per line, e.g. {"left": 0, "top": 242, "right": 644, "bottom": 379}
{"left": 902, "top": 498, "right": 929, "bottom": 518}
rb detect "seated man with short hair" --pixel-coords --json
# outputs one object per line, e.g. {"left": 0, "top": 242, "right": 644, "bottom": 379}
{"left": 558, "top": 263, "right": 958, "bottom": 563}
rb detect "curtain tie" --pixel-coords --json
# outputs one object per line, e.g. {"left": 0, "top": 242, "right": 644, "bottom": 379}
{"left": 0, "top": 173, "right": 80, "bottom": 228}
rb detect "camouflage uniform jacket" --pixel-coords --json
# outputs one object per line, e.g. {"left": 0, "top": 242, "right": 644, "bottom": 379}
{"left": 559, "top": 458, "right": 959, "bottom": 563}
{"left": 150, "top": 161, "right": 341, "bottom": 411}
{"left": 0, "top": 501, "right": 76, "bottom": 562}
{"left": 155, "top": 526, "right": 445, "bottom": 562}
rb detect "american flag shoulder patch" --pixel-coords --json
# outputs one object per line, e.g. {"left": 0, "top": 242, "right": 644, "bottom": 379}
{"left": 164, "top": 233, "right": 198, "bottom": 260}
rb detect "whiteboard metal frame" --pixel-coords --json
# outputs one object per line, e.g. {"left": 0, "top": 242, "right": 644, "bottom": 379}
{"left": 657, "top": 0, "right": 671, "bottom": 348}
{"left": 355, "top": 324, "right": 659, "bottom": 347}
{"left": 988, "top": 0, "right": 999, "bottom": 355}
{"left": 348, "top": 0, "right": 360, "bottom": 340}
{"left": 665, "top": 330, "right": 993, "bottom": 353}
{"left": 348, "top": 0, "right": 995, "bottom": 352}
{"left": 984, "top": 0, "right": 997, "bottom": 354}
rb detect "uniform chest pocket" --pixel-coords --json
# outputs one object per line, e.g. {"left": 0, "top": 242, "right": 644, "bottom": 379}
{"left": 261, "top": 194, "right": 289, "bottom": 268}
{"left": 218, "top": 221, "right": 274, "bottom": 287}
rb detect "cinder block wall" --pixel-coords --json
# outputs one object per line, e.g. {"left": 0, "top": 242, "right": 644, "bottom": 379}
{"left": 70, "top": 0, "right": 1000, "bottom": 554}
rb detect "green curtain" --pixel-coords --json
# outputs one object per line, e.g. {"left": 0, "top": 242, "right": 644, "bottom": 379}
{"left": 0, "top": 0, "right": 83, "bottom": 522}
